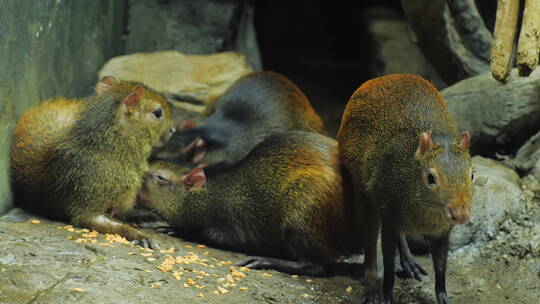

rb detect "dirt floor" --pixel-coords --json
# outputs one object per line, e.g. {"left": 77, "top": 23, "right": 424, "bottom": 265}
{"left": 0, "top": 204, "right": 538, "bottom": 304}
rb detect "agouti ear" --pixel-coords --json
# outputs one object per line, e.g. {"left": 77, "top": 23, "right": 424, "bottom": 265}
{"left": 178, "top": 119, "right": 196, "bottom": 132}
{"left": 182, "top": 168, "right": 206, "bottom": 191}
{"left": 95, "top": 76, "right": 119, "bottom": 95}
{"left": 123, "top": 85, "right": 145, "bottom": 114}
{"left": 416, "top": 131, "right": 434, "bottom": 156}
{"left": 458, "top": 131, "right": 470, "bottom": 151}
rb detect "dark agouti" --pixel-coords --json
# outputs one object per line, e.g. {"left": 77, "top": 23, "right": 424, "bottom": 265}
{"left": 152, "top": 71, "right": 324, "bottom": 166}
{"left": 138, "top": 131, "right": 361, "bottom": 275}
{"left": 337, "top": 74, "right": 472, "bottom": 304}
{"left": 11, "top": 76, "right": 175, "bottom": 247}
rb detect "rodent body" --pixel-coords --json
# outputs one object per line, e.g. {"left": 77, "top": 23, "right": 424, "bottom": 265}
{"left": 140, "top": 131, "right": 360, "bottom": 275}
{"left": 337, "top": 74, "right": 472, "bottom": 304}
{"left": 11, "top": 77, "right": 175, "bottom": 246}
{"left": 153, "top": 71, "right": 323, "bottom": 166}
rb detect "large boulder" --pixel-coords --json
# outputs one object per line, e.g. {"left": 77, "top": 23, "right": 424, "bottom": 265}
{"left": 443, "top": 69, "right": 540, "bottom": 155}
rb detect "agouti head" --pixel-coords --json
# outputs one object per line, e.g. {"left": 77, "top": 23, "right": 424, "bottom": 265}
{"left": 96, "top": 76, "right": 175, "bottom": 147}
{"left": 413, "top": 130, "right": 472, "bottom": 226}
{"left": 138, "top": 161, "right": 206, "bottom": 219}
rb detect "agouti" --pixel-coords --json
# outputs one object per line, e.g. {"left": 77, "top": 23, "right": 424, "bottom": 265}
{"left": 138, "top": 131, "right": 361, "bottom": 275}
{"left": 10, "top": 76, "right": 175, "bottom": 248}
{"left": 152, "top": 71, "right": 324, "bottom": 166}
{"left": 337, "top": 74, "right": 472, "bottom": 304}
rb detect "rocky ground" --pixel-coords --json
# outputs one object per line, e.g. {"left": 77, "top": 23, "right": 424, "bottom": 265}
{"left": 1, "top": 159, "right": 539, "bottom": 304}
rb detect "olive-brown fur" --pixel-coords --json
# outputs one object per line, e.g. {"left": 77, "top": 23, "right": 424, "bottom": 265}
{"left": 11, "top": 78, "right": 174, "bottom": 242}
{"left": 338, "top": 74, "right": 472, "bottom": 304}
{"left": 140, "top": 131, "right": 360, "bottom": 272}
{"left": 154, "top": 71, "right": 323, "bottom": 166}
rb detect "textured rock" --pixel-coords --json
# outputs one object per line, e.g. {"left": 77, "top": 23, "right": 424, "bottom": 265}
{"left": 365, "top": 7, "right": 446, "bottom": 90}
{"left": 126, "top": 0, "right": 261, "bottom": 70}
{"left": 443, "top": 68, "right": 540, "bottom": 154}
{"left": 98, "top": 51, "right": 253, "bottom": 105}
{"left": 450, "top": 156, "right": 527, "bottom": 249}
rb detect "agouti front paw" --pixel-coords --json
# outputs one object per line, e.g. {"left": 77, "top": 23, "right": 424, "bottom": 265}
{"left": 436, "top": 291, "right": 450, "bottom": 304}
{"left": 236, "top": 256, "right": 271, "bottom": 269}
{"left": 362, "top": 294, "right": 382, "bottom": 304}
{"left": 131, "top": 238, "right": 160, "bottom": 250}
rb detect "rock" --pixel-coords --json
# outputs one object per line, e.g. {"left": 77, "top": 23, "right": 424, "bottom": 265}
{"left": 126, "top": 0, "right": 261, "bottom": 70}
{"left": 99, "top": 51, "right": 253, "bottom": 105}
{"left": 443, "top": 68, "right": 540, "bottom": 155}
{"left": 450, "top": 156, "right": 526, "bottom": 250}
{"left": 503, "top": 130, "right": 540, "bottom": 175}
{"left": 365, "top": 7, "right": 447, "bottom": 90}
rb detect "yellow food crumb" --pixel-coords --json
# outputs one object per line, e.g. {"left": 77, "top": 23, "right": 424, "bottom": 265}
{"left": 197, "top": 293, "right": 204, "bottom": 298}
{"left": 185, "top": 245, "right": 193, "bottom": 249}
{"left": 226, "top": 274, "right": 235, "bottom": 283}
{"left": 160, "top": 247, "right": 175, "bottom": 253}
{"left": 240, "top": 287, "right": 249, "bottom": 291}
{"left": 30, "top": 219, "right": 40, "bottom": 224}
{"left": 187, "top": 279, "right": 196, "bottom": 286}
{"left": 305, "top": 279, "right": 313, "bottom": 283}
{"left": 66, "top": 227, "right": 75, "bottom": 232}
{"left": 203, "top": 251, "right": 209, "bottom": 255}
{"left": 196, "top": 285, "right": 205, "bottom": 289}
{"left": 140, "top": 253, "right": 153, "bottom": 257}
{"left": 217, "top": 286, "right": 229, "bottom": 294}
{"left": 303, "top": 293, "right": 309, "bottom": 298}
{"left": 98, "top": 243, "right": 114, "bottom": 248}
{"left": 147, "top": 258, "right": 156, "bottom": 262}
{"left": 184, "top": 283, "right": 189, "bottom": 288}
{"left": 239, "top": 267, "right": 251, "bottom": 272}
{"left": 346, "top": 286, "right": 353, "bottom": 292}
{"left": 145, "top": 270, "right": 152, "bottom": 273}
{"left": 73, "top": 288, "right": 85, "bottom": 293}
{"left": 74, "top": 238, "right": 86, "bottom": 243}
{"left": 217, "top": 278, "right": 225, "bottom": 283}
{"left": 291, "top": 275, "right": 299, "bottom": 278}
{"left": 261, "top": 273, "right": 272, "bottom": 277}
{"left": 90, "top": 240, "right": 97, "bottom": 244}
{"left": 198, "top": 244, "right": 206, "bottom": 248}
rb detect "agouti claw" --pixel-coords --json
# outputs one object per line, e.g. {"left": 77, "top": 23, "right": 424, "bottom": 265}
{"left": 155, "top": 226, "right": 179, "bottom": 236}
{"left": 236, "top": 256, "right": 270, "bottom": 269}
{"left": 398, "top": 259, "right": 427, "bottom": 281}
{"left": 131, "top": 238, "right": 160, "bottom": 250}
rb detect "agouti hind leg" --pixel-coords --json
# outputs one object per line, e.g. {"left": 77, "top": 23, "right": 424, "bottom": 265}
{"left": 397, "top": 233, "right": 427, "bottom": 281}
{"left": 237, "top": 256, "right": 327, "bottom": 276}
{"left": 71, "top": 213, "right": 159, "bottom": 249}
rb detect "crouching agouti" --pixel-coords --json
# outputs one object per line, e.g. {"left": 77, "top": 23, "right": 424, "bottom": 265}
{"left": 152, "top": 71, "right": 324, "bottom": 166}
{"left": 139, "top": 131, "right": 361, "bottom": 275}
{"left": 338, "top": 74, "right": 472, "bottom": 304}
{"left": 10, "top": 76, "right": 175, "bottom": 248}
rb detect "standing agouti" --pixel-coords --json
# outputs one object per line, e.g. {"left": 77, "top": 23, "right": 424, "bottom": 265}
{"left": 337, "top": 74, "right": 472, "bottom": 304}
{"left": 152, "top": 71, "right": 324, "bottom": 166}
{"left": 138, "top": 131, "right": 361, "bottom": 275}
{"left": 10, "top": 76, "right": 175, "bottom": 248}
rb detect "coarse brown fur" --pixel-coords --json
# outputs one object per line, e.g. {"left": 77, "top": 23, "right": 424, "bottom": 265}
{"left": 140, "top": 131, "right": 360, "bottom": 274}
{"left": 337, "top": 74, "right": 472, "bottom": 304}
{"left": 11, "top": 77, "right": 174, "bottom": 242}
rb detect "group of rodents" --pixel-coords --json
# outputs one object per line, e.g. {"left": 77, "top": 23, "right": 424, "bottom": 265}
{"left": 10, "top": 71, "right": 472, "bottom": 304}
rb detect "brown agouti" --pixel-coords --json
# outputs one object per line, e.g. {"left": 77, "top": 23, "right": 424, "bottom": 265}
{"left": 138, "top": 131, "right": 361, "bottom": 275}
{"left": 337, "top": 74, "right": 472, "bottom": 304}
{"left": 152, "top": 71, "right": 324, "bottom": 166}
{"left": 10, "top": 76, "right": 175, "bottom": 248}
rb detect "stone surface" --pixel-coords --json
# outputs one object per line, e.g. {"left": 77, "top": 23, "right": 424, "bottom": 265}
{"left": 98, "top": 51, "right": 253, "bottom": 106}
{"left": 503, "top": 130, "right": 540, "bottom": 176}
{"left": 126, "top": 0, "right": 261, "bottom": 70}
{"left": 450, "top": 156, "right": 527, "bottom": 249}
{"left": 0, "top": 0, "right": 125, "bottom": 214}
{"left": 443, "top": 68, "right": 540, "bottom": 155}
{"left": 365, "top": 7, "right": 447, "bottom": 90}
{"left": 1, "top": 210, "right": 538, "bottom": 304}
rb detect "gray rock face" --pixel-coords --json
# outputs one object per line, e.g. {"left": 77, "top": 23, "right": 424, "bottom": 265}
{"left": 126, "top": 0, "right": 261, "bottom": 70}
{"left": 443, "top": 69, "right": 540, "bottom": 154}
{"left": 450, "top": 156, "right": 527, "bottom": 249}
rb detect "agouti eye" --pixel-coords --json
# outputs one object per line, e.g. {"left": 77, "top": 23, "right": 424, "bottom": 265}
{"left": 471, "top": 172, "right": 474, "bottom": 181}
{"left": 152, "top": 108, "right": 163, "bottom": 120}
{"left": 154, "top": 174, "right": 170, "bottom": 185}
{"left": 427, "top": 171, "right": 437, "bottom": 187}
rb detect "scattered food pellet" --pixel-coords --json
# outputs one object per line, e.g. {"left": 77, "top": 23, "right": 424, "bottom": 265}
{"left": 147, "top": 258, "right": 156, "bottom": 262}
{"left": 74, "top": 238, "right": 85, "bottom": 243}
{"left": 239, "top": 267, "right": 250, "bottom": 272}
{"left": 240, "top": 287, "right": 249, "bottom": 291}
{"left": 261, "top": 273, "right": 272, "bottom": 277}
{"left": 187, "top": 279, "right": 197, "bottom": 286}
{"left": 140, "top": 253, "right": 153, "bottom": 257}
{"left": 198, "top": 244, "right": 206, "bottom": 248}
{"left": 66, "top": 227, "right": 75, "bottom": 232}
{"left": 185, "top": 245, "right": 193, "bottom": 249}
{"left": 197, "top": 293, "right": 204, "bottom": 298}
{"left": 196, "top": 285, "right": 205, "bottom": 289}
{"left": 291, "top": 275, "right": 299, "bottom": 278}
{"left": 217, "top": 286, "right": 229, "bottom": 294}
{"left": 303, "top": 293, "right": 310, "bottom": 298}
{"left": 0, "top": 268, "right": 6, "bottom": 272}
{"left": 145, "top": 270, "right": 152, "bottom": 273}
{"left": 128, "top": 252, "right": 136, "bottom": 255}
{"left": 30, "top": 219, "right": 40, "bottom": 224}
{"left": 217, "top": 278, "right": 225, "bottom": 283}
{"left": 305, "top": 279, "right": 313, "bottom": 283}
{"left": 346, "top": 286, "right": 353, "bottom": 292}
{"left": 73, "top": 288, "right": 85, "bottom": 293}
{"left": 203, "top": 251, "right": 209, "bottom": 255}
{"left": 213, "top": 290, "right": 219, "bottom": 295}
{"left": 184, "top": 283, "right": 189, "bottom": 288}
{"left": 212, "top": 274, "right": 220, "bottom": 278}
{"left": 160, "top": 247, "right": 175, "bottom": 253}
{"left": 90, "top": 240, "right": 97, "bottom": 244}
{"left": 98, "top": 242, "right": 114, "bottom": 248}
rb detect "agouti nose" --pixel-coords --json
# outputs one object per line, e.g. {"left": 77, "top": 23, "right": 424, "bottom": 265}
{"left": 448, "top": 207, "right": 470, "bottom": 224}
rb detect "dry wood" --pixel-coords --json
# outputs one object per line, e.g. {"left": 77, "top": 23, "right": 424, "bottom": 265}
{"left": 517, "top": 0, "right": 540, "bottom": 76}
{"left": 491, "top": 0, "right": 521, "bottom": 83}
